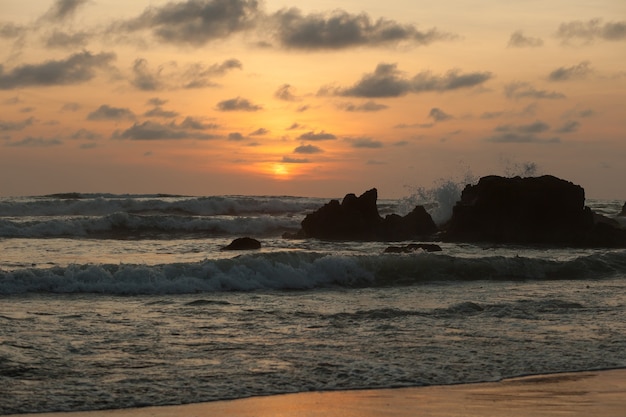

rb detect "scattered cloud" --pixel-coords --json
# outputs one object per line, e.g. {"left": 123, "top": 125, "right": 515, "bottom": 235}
{"left": 548, "top": 61, "right": 593, "bottom": 81}
{"left": 269, "top": 8, "right": 456, "bottom": 50}
{"left": 129, "top": 58, "right": 241, "bottom": 91}
{"left": 61, "top": 102, "right": 81, "bottom": 112}
{"left": 429, "top": 107, "right": 453, "bottom": 122}
{"left": 144, "top": 106, "right": 180, "bottom": 118}
{"left": 216, "top": 97, "right": 262, "bottom": 111}
{"left": 147, "top": 97, "right": 167, "bottom": 106}
{"left": 287, "top": 122, "right": 303, "bottom": 130}
{"left": 250, "top": 128, "right": 269, "bottom": 136}
{"left": 275, "top": 84, "right": 299, "bottom": 101}
{"left": 228, "top": 132, "right": 245, "bottom": 141}
{"left": 113, "top": 0, "right": 260, "bottom": 46}
{"left": 177, "top": 117, "right": 219, "bottom": 130}
{"left": 507, "top": 30, "right": 543, "bottom": 47}
{"left": 282, "top": 156, "right": 310, "bottom": 163}
{"left": 495, "top": 120, "right": 550, "bottom": 134}
{"left": 87, "top": 104, "right": 136, "bottom": 121}
{"left": 555, "top": 120, "right": 580, "bottom": 133}
{"left": 487, "top": 120, "right": 559, "bottom": 143}
{"left": 348, "top": 137, "right": 383, "bottom": 148}
{"left": 504, "top": 81, "right": 566, "bottom": 100}
{"left": 0, "top": 22, "right": 27, "bottom": 39}
{"left": 327, "top": 63, "right": 492, "bottom": 98}
{"left": 6, "top": 136, "right": 63, "bottom": 147}
{"left": 338, "top": 101, "right": 389, "bottom": 112}
{"left": 44, "top": 30, "right": 92, "bottom": 49}
{"left": 115, "top": 120, "right": 219, "bottom": 140}
{"left": 294, "top": 144, "right": 323, "bottom": 154}
{"left": 556, "top": 18, "right": 626, "bottom": 44}
{"left": 0, "top": 117, "right": 34, "bottom": 132}
{"left": 40, "top": 0, "right": 89, "bottom": 22}
{"left": 0, "top": 51, "right": 116, "bottom": 90}
{"left": 70, "top": 128, "right": 102, "bottom": 140}
{"left": 298, "top": 130, "right": 336, "bottom": 141}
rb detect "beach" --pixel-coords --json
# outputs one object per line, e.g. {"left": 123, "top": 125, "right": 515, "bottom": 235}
{"left": 11, "top": 369, "right": 626, "bottom": 417}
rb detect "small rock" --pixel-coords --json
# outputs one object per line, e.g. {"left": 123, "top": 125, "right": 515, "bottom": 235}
{"left": 221, "top": 237, "right": 261, "bottom": 251}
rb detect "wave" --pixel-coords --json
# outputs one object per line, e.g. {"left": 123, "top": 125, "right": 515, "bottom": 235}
{"left": 0, "top": 194, "right": 323, "bottom": 217}
{"left": 2, "top": 250, "right": 624, "bottom": 295}
{"left": 0, "top": 212, "right": 301, "bottom": 238}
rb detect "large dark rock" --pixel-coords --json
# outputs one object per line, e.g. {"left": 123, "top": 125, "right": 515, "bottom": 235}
{"left": 620, "top": 202, "right": 626, "bottom": 217}
{"left": 298, "top": 188, "right": 437, "bottom": 241}
{"left": 442, "top": 175, "right": 626, "bottom": 246}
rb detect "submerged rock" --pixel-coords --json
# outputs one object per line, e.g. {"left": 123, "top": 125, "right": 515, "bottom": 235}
{"left": 384, "top": 243, "right": 443, "bottom": 253}
{"left": 298, "top": 188, "right": 437, "bottom": 241}
{"left": 221, "top": 237, "right": 261, "bottom": 251}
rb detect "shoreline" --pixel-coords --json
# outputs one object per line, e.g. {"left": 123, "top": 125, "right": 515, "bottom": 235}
{"left": 11, "top": 368, "right": 626, "bottom": 417}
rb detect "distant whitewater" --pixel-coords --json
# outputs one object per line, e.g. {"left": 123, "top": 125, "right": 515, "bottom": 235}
{"left": 1, "top": 192, "right": 625, "bottom": 414}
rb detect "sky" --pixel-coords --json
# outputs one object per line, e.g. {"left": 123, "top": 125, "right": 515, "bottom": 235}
{"left": 0, "top": 0, "right": 625, "bottom": 199}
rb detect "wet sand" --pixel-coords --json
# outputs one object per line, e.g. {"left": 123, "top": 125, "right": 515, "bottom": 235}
{"left": 12, "top": 369, "right": 626, "bottom": 417}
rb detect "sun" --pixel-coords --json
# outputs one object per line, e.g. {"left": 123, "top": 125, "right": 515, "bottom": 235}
{"left": 272, "top": 163, "right": 290, "bottom": 179}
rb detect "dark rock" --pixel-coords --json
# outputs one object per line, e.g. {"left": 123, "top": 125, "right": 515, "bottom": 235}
{"left": 442, "top": 175, "right": 626, "bottom": 246}
{"left": 620, "top": 202, "right": 626, "bottom": 217}
{"left": 221, "top": 237, "right": 261, "bottom": 251}
{"left": 299, "top": 188, "right": 437, "bottom": 241}
{"left": 384, "top": 243, "right": 443, "bottom": 253}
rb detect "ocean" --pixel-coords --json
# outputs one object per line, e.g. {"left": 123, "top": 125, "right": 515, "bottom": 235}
{"left": 1, "top": 192, "right": 625, "bottom": 414}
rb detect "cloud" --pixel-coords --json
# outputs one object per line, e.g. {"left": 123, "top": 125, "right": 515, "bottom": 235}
{"left": 87, "top": 105, "right": 136, "bottom": 121}
{"left": 298, "top": 131, "right": 336, "bottom": 141}
{"left": 44, "top": 30, "right": 92, "bottom": 49}
{"left": 114, "top": 0, "right": 260, "bottom": 46}
{"left": 282, "top": 156, "right": 310, "bottom": 163}
{"left": 507, "top": 30, "right": 544, "bottom": 47}
{"left": 70, "top": 128, "right": 102, "bottom": 140}
{"left": 216, "top": 97, "right": 262, "bottom": 111}
{"left": 6, "top": 136, "right": 63, "bottom": 147}
{"left": 495, "top": 120, "right": 550, "bottom": 134}
{"left": 177, "top": 116, "right": 219, "bottom": 130}
{"left": 487, "top": 120, "right": 559, "bottom": 143}
{"left": 250, "top": 128, "right": 269, "bottom": 135}
{"left": 348, "top": 137, "right": 383, "bottom": 148}
{"left": 0, "top": 51, "right": 116, "bottom": 90}
{"left": 0, "top": 117, "right": 34, "bottom": 132}
{"left": 429, "top": 107, "right": 452, "bottom": 122}
{"left": 115, "top": 121, "right": 219, "bottom": 140}
{"left": 40, "top": 0, "right": 89, "bottom": 22}
{"left": 275, "top": 84, "right": 298, "bottom": 101}
{"left": 504, "top": 82, "right": 566, "bottom": 100}
{"left": 329, "top": 63, "right": 492, "bottom": 97}
{"left": 0, "top": 22, "right": 27, "bottom": 39}
{"left": 228, "top": 132, "right": 245, "bottom": 141}
{"left": 294, "top": 144, "right": 323, "bottom": 154}
{"left": 147, "top": 97, "right": 167, "bottom": 106}
{"left": 548, "top": 61, "right": 593, "bottom": 81}
{"left": 556, "top": 18, "right": 626, "bottom": 43}
{"left": 555, "top": 120, "right": 580, "bottom": 133}
{"left": 339, "top": 101, "right": 388, "bottom": 112}
{"left": 130, "top": 58, "right": 164, "bottom": 91}
{"left": 181, "top": 59, "right": 242, "bottom": 88}
{"left": 61, "top": 102, "right": 81, "bottom": 112}
{"left": 287, "top": 122, "right": 303, "bottom": 130}
{"left": 144, "top": 106, "right": 180, "bottom": 118}
{"left": 129, "top": 58, "right": 241, "bottom": 91}
{"left": 269, "top": 8, "right": 455, "bottom": 50}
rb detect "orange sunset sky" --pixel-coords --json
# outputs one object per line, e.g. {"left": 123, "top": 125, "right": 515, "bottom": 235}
{"left": 1, "top": 0, "right": 625, "bottom": 198}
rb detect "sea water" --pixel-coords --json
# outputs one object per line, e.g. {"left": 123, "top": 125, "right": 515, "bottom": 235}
{"left": 1, "top": 193, "right": 625, "bottom": 414}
